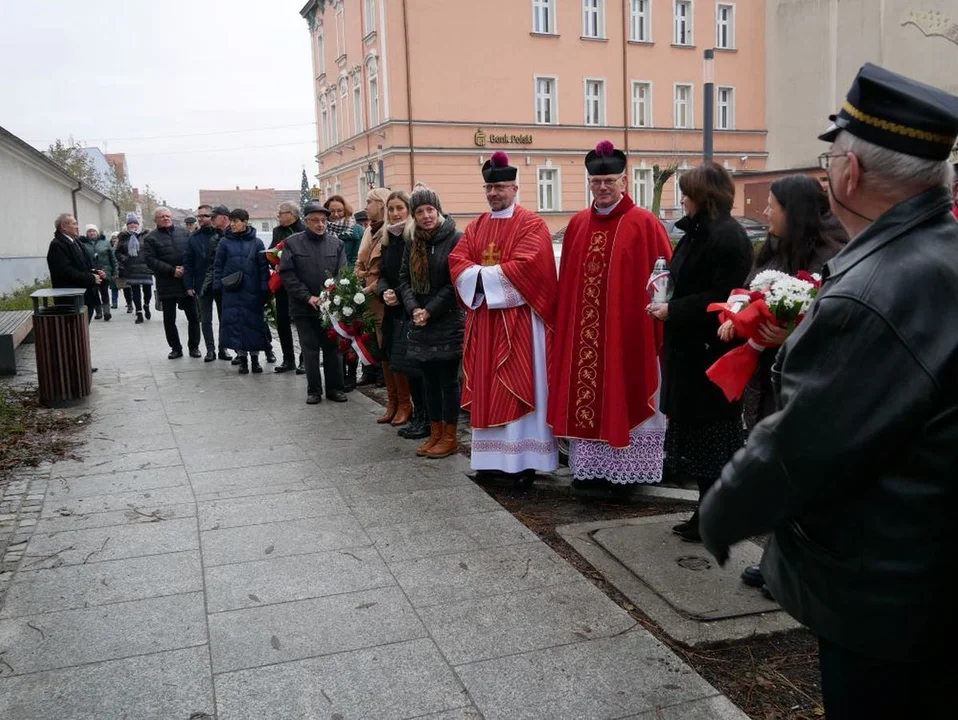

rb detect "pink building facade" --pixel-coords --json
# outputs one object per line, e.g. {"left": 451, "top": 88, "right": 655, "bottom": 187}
{"left": 300, "top": 0, "right": 767, "bottom": 231}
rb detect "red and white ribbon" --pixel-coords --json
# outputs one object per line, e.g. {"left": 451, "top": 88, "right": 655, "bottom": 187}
{"left": 331, "top": 317, "right": 377, "bottom": 366}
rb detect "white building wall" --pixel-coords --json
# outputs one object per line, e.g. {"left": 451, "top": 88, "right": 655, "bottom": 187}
{"left": 767, "top": 0, "right": 958, "bottom": 169}
{"left": 0, "top": 130, "right": 117, "bottom": 294}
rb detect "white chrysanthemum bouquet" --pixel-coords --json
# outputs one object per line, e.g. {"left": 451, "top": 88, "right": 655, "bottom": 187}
{"left": 318, "top": 269, "right": 380, "bottom": 365}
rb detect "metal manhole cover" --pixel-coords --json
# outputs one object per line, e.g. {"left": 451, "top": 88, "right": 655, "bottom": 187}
{"left": 676, "top": 555, "right": 712, "bottom": 571}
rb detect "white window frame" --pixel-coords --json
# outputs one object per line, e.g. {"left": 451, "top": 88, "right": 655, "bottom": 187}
{"left": 367, "top": 58, "right": 380, "bottom": 127}
{"left": 532, "top": 0, "right": 556, "bottom": 34}
{"left": 584, "top": 78, "right": 606, "bottom": 126}
{"left": 534, "top": 75, "right": 558, "bottom": 125}
{"left": 339, "top": 78, "right": 349, "bottom": 136}
{"left": 364, "top": 0, "right": 376, "bottom": 36}
{"left": 352, "top": 80, "right": 364, "bottom": 136}
{"left": 717, "top": 85, "right": 735, "bottom": 130}
{"left": 630, "top": 0, "right": 651, "bottom": 42}
{"left": 716, "top": 3, "right": 735, "bottom": 49}
{"left": 673, "top": 0, "right": 693, "bottom": 46}
{"left": 319, "top": 97, "right": 329, "bottom": 150}
{"left": 329, "top": 94, "right": 339, "bottom": 146}
{"left": 582, "top": 0, "right": 605, "bottom": 39}
{"left": 673, "top": 83, "right": 693, "bottom": 129}
{"left": 335, "top": 5, "right": 346, "bottom": 58}
{"left": 631, "top": 81, "right": 652, "bottom": 127}
{"left": 674, "top": 171, "right": 685, "bottom": 208}
{"left": 633, "top": 167, "right": 653, "bottom": 209}
{"left": 317, "top": 31, "right": 326, "bottom": 76}
{"left": 537, "top": 167, "right": 561, "bottom": 212}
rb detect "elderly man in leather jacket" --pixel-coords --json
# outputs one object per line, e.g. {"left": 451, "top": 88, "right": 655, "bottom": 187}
{"left": 700, "top": 64, "right": 958, "bottom": 719}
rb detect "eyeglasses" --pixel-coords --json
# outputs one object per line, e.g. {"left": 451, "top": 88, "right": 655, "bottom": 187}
{"left": 818, "top": 152, "right": 865, "bottom": 171}
{"left": 482, "top": 184, "right": 514, "bottom": 192}
{"left": 589, "top": 178, "right": 621, "bottom": 187}
{"left": 277, "top": 210, "right": 294, "bottom": 217}
{"left": 196, "top": 214, "right": 211, "bottom": 219}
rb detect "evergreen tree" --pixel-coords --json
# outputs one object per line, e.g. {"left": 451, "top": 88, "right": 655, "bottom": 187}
{"left": 299, "top": 168, "right": 310, "bottom": 212}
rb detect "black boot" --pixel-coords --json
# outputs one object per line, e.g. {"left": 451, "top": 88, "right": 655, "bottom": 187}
{"left": 135, "top": 311, "right": 144, "bottom": 324}
{"left": 94, "top": 308, "right": 102, "bottom": 319}
{"left": 103, "top": 310, "right": 112, "bottom": 321}
{"left": 274, "top": 358, "right": 295, "bottom": 373}
{"left": 218, "top": 349, "right": 233, "bottom": 362}
{"left": 343, "top": 359, "right": 358, "bottom": 392}
{"left": 265, "top": 349, "right": 276, "bottom": 364}
{"left": 144, "top": 305, "right": 151, "bottom": 320}
{"left": 238, "top": 356, "right": 249, "bottom": 374}
{"left": 399, "top": 405, "right": 430, "bottom": 439}
{"left": 204, "top": 349, "right": 215, "bottom": 363}
{"left": 251, "top": 355, "right": 263, "bottom": 374}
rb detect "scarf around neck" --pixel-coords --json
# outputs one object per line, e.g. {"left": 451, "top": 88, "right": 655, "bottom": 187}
{"left": 326, "top": 217, "right": 354, "bottom": 238}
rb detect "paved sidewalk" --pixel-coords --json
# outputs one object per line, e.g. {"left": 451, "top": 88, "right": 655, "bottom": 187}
{"left": 0, "top": 315, "right": 746, "bottom": 719}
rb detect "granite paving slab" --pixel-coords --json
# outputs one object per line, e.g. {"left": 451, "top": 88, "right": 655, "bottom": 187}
{"left": 47, "top": 465, "right": 189, "bottom": 499}
{"left": 189, "top": 459, "right": 329, "bottom": 498}
{"left": 0, "top": 646, "right": 215, "bottom": 720}
{"left": 42, "top": 484, "right": 196, "bottom": 519}
{"left": 214, "top": 638, "right": 470, "bottom": 720}
{"left": 349, "top": 485, "right": 501, "bottom": 529}
{"left": 197, "top": 487, "right": 350, "bottom": 530}
{"left": 623, "top": 695, "right": 749, "bottom": 719}
{"left": 50, "top": 449, "right": 183, "bottom": 479}
{"left": 33, "top": 502, "right": 196, "bottom": 534}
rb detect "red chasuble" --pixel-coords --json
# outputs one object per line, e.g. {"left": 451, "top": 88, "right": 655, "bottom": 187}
{"left": 449, "top": 205, "right": 558, "bottom": 429}
{"left": 547, "top": 194, "right": 673, "bottom": 448}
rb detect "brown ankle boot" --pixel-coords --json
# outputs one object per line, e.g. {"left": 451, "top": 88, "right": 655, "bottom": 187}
{"left": 377, "top": 361, "right": 397, "bottom": 424}
{"left": 417, "top": 422, "right": 444, "bottom": 456}
{"left": 391, "top": 372, "right": 412, "bottom": 426}
{"left": 426, "top": 423, "right": 460, "bottom": 459}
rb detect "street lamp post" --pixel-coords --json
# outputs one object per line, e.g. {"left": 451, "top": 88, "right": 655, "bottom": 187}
{"left": 703, "top": 48, "right": 715, "bottom": 163}
{"left": 365, "top": 163, "right": 377, "bottom": 189}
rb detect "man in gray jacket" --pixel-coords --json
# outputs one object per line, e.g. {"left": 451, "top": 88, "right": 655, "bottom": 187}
{"left": 143, "top": 207, "right": 201, "bottom": 359}
{"left": 279, "top": 201, "right": 347, "bottom": 404}
{"left": 699, "top": 64, "right": 958, "bottom": 718}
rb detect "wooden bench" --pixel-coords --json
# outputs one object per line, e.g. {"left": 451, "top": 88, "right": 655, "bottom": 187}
{"left": 0, "top": 310, "right": 34, "bottom": 375}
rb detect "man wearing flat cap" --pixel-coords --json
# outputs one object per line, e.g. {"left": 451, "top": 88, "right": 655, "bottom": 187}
{"left": 279, "top": 201, "right": 348, "bottom": 404}
{"left": 699, "top": 63, "right": 958, "bottom": 717}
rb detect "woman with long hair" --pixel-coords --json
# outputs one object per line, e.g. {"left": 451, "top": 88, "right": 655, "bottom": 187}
{"left": 378, "top": 190, "right": 429, "bottom": 437}
{"left": 325, "top": 194, "right": 366, "bottom": 388}
{"left": 399, "top": 187, "right": 464, "bottom": 458}
{"left": 648, "top": 161, "right": 754, "bottom": 542}
{"left": 719, "top": 174, "right": 848, "bottom": 594}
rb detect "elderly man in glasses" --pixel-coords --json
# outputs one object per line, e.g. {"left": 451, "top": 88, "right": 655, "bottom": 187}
{"left": 547, "top": 141, "right": 672, "bottom": 489}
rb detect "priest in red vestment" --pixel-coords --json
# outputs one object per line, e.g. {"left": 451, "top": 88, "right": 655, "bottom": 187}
{"left": 449, "top": 151, "right": 559, "bottom": 482}
{"left": 547, "top": 141, "right": 673, "bottom": 486}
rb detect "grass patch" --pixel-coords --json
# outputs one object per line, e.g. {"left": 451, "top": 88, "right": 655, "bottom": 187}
{"left": 0, "top": 279, "right": 50, "bottom": 312}
{"left": 0, "top": 384, "right": 86, "bottom": 485}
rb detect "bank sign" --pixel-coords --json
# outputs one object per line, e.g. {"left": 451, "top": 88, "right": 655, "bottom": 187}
{"left": 475, "top": 129, "right": 533, "bottom": 147}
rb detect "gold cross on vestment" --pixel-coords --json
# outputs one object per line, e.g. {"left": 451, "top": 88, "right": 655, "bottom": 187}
{"left": 481, "top": 241, "right": 501, "bottom": 266}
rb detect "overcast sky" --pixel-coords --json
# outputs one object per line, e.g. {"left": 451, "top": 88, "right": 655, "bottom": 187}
{"left": 0, "top": 0, "right": 316, "bottom": 209}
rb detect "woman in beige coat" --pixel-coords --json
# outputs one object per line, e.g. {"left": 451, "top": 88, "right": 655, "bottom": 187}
{"left": 355, "top": 188, "right": 411, "bottom": 425}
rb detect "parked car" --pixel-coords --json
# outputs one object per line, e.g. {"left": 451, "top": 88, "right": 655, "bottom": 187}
{"left": 734, "top": 216, "right": 769, "bottom": 241}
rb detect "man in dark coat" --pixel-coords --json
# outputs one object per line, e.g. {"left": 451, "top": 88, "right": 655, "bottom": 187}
{"left": 143, "top": 207, "right": 200, "bottom": 359}
{"left": 699, "top": 64, "right": 958, "bottom": 718}
{"left": 270, "top": 201, "right": 306, "bottom": 373}
{"left": 185, "top": 204, "right": 229, "bottom": 362}
{"left": 46, "top": 213, "right": 103, "bottom": 322}
{"left": 279, "top": 201, "right": 347, "bottom": 404}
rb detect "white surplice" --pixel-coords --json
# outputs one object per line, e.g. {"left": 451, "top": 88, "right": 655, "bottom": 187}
{"left": 455, "top": 205, "right": 559, "bottom": 473}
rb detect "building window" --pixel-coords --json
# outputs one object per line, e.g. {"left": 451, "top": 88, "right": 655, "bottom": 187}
{"left": 329, "top": 96, "right": 339, "bottom": 146}
{"left": 674, "top": 83, "right": 692, "bottom": 128}
{"left": 261, "top": 221, "right": 270, "bottom": 232}
{"left": 364, "top": 0, "right": 376, "bottom": 35}
{"left": 674, "top": 170, "right": 685, "bottom": 208}
{"left": 583, "top": 0, "right": 604, "bottom": 39}
{"left": 584, "top": 79, "right": 605, "bottom": 126}
{"left": 533, "top": 0, "right": 555, "bottom": 34}
{"left": 673, "top": 0, "right": 692, "bottom": 45}
{"left": 716, "top": 3, "right": 735, "bottom": 49}
{"left": 367, "top": 58, "right": 380, "bottom": 127}
{"left": 630, "top": 0, "right": 650, "bottom": 42}
{"left": 538, "top": 168, "right": 560, "bottom": 211}
{"left": 717, "top": 86, "right": 735, "bottom": 130}
{"left": 535, "top": 76, "right": 557, "bottom": 124}
{"left": 633, "top": 167, "right": 653, "bottom": 208}
{"left": 335, "top": 6, "right": 346, "bottom": 59}
{"left": 317, "top": 32, "right": 326, "bottom": 76}
{"left": 631, "top": 82, "right": 651, "bottom": 127}
{"left": 320, "top": 98, "right": 328, "bottom": 150}
{"left": 353, "top": 81, "right": 363, "bottom": 135}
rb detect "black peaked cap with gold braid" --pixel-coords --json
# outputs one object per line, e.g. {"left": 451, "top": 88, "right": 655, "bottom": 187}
{"left": 819, "top": 63, "right": 958, "bottom": 160}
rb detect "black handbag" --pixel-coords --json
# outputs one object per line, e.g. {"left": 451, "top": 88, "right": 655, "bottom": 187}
{"left": 221, "top": 240, "right": 258, "bottom": 292}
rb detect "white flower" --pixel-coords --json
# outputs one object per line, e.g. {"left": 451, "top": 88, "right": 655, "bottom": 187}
{"left": 333, "top": 296, "right": 342, "bottom": 306}
{"left": 342, "top": 306, "right": 354, "bottom": 317}
{"left": 340, "top": 278, "right": 351, "bottom": 286}
{"left": 353, "top": 292, "right": 365, "bottom": 305}
{"left": 750, "top": 270, "right": 789, "bottom": 291}
{"left": 324, "top": 278, "right": 335, "bottom": 288}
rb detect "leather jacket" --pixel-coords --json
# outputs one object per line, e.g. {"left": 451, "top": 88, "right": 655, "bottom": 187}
{"left": 700, "top": 186, "right": 958, "bottom": 662}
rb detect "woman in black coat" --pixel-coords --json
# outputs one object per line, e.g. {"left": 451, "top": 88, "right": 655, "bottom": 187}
{"left": 648, "top": 162, "right": 754, "bottom": 541}
{"left": 213, "top": 209, "right": 270, "bottom": 375}
{"left": 399, "top": 187, "right": 464, "bottom": 459}
{"left": 379, "top": 191, "right": 430, "bottom": 440}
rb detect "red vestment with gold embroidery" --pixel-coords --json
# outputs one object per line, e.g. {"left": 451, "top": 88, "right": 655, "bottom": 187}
{"left": 547, "top": 194, "right": 673, "bottom": 448}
